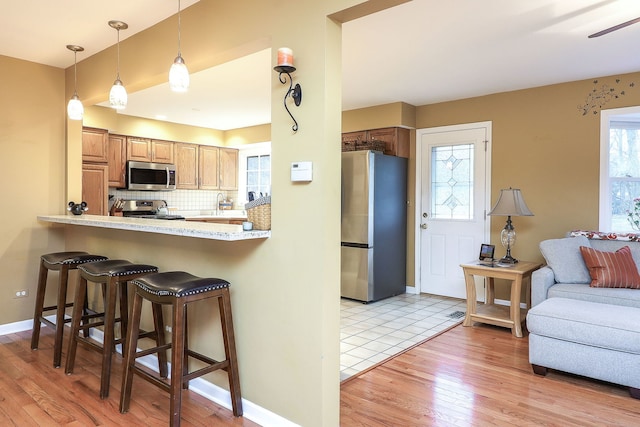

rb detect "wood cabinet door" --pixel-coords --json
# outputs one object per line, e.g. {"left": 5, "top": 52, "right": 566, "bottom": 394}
{"left": 368, "top": 127, "right": 410, "bottom": 158}
{"left": 199, "top": 146, "right": 219, "bottom": 189}
{"left": 108, "top": 134, "right": 127, "bottom": 188}
{"left": 152, "top": 139, "right": 174, "bottom": 164}
{"left": 82, "top": 127, "right": 108, "bottom": 163}
{"left": 219, "top": 148, "right": 238, "bottom": 190}
{"left": 82, "top": 163, "right": 108, "bottom": 215}
{"left": 175, "top": 143, "right": 199, "bottom": 189}
{"left": 127, "top": 137, "right": 152, "bottom": 162}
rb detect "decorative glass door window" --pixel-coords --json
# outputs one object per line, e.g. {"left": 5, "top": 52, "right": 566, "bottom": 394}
{"left": 430, "top": 144, "right": 474, "bottom": 220}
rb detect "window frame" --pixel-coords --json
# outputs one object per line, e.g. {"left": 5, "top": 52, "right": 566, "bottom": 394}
{"left": 236, "top": 142, "right": 271, "bottom": 205}
{"left": 599, "top": 106, "right": 640, "bottom": 232}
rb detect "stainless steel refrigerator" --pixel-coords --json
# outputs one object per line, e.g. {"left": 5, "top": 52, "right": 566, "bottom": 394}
{"left": 341, "top": 150, "right": 408, "bottom": 302}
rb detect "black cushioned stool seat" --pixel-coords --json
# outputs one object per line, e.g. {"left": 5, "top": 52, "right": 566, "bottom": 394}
{"left": 120, "top": 271, "right": 242, "bottom": 426}
{"left": 31, "top": 251, "right": 108, "bottom": 368}
{"left": 65, "top": 259, "right": 161, "bottom": 399}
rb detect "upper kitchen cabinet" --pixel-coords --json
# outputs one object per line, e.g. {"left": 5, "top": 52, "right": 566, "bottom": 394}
{"left": 108, "top": 134, "right": 127, "bottom": 188}
{"left": 219, "top": 148, "right": 238, "bottom": 190}
{"left": 126, "top": 137, "right": 174, "bottom": 163}
{"left": 342, "top": 127, "right": 410, "bottom": 158}
{"left": 82, "top": 127, "right": 108, "bottom": 163}
{"left": 199, "top": 145, "right": 219, "bottom": 190}
{"left": 190, "top": 146, "right": 239, "bottom": 190}
{"left": 175, "top": 143, "right": 199, "bottom": 189}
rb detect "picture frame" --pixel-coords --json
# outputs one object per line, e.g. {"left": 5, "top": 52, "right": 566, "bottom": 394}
{"left": 479, "top": 243, "right": 495, "bottom": 261}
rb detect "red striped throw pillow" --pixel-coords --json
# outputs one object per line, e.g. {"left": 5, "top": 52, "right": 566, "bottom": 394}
{"left": 579, "top": 246, "right": 640, "bottom": 288}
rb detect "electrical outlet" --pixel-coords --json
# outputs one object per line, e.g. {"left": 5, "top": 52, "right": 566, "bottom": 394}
{"left": 14, "top": 290, "right": 29, "bottom": 298}
{"left": 165, "top": 325, "right": 172, "bottom": 333}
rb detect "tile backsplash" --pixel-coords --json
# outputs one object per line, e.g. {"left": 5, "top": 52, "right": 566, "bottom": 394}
{"left": 109, "top": 189, "right": 240, "bottom": 212}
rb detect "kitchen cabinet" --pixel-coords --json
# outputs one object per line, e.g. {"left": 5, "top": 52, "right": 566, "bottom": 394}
{"left": 150, "top": 141, "right": 238, "bottom": 191}
{"left": 199, "top": 145, "right": 219, "bottom": 189}
{"left": 82, "top": 163, "right": 108, "bottom": 215}
{"left": 82, "top": 127, "right": 108, "bottom": 163}
{"left": 219, "top": 148, "right": 238, "bottom": 190}
{"left": 175, "top": 143, "right": 199, "bottom": 189}
{"left": 108, "top": 134, "right": 127, "bottom": 188}
{"left": 341, "top": 127, "right": 410, "bottom": 158}
{"left": 126, "top": 137, "right": 174, "bottom": 163}
{"left": 185, "top": 217, "right": 245, "bottom": 225}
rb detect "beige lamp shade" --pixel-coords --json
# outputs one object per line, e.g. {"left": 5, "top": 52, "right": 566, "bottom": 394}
{"left": 488, "top": 188, "right": 534, "bottom": 217}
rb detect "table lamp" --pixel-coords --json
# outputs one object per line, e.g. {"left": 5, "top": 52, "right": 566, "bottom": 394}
{"left": 488, "top": 188, "right": 534, "bottom": 264}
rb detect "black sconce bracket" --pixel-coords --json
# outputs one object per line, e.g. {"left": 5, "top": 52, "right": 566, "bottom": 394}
{"left": 274, "top": 65, "right": 302, "bottom": 132}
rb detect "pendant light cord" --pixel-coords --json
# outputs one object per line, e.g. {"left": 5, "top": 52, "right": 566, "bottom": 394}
{"left": 73, "top": 50, "right": 78, "bottom": 96}
{"left": 116, "top": 28, "right": 121, "bottom": 80}
{"left": 177, "top": 0, "right": 182, "bottom": 57}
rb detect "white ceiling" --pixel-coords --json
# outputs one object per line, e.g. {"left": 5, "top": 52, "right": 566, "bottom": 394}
{"left": 4, "top": 0, "right": 640, "bottom": 130}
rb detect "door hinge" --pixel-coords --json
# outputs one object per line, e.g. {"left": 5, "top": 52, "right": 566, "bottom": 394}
{"left": 483, "top": 139, "right": 488, "bottom": 151}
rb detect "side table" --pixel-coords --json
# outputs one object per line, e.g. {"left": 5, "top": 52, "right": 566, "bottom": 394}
{"left": 460, "top": 260, "right": 541, "bottom": 337}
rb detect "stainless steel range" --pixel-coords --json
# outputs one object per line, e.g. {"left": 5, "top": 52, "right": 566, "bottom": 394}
{"left": 119, "top": 200, "right": 185, "bottom": 220}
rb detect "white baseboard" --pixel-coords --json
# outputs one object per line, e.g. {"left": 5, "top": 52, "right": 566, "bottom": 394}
{"left": 2, "top": 318, "right": 298, "bottom": 427}
{"left": 405, "top": 285, "right": 418, "bottom": 294}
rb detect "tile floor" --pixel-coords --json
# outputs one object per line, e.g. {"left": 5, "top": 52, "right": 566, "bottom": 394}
{"left": 340, "top": 293, "right": 467, "bottom": 381}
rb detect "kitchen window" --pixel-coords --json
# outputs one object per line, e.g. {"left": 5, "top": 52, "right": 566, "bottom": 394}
{"left": 237, "top": 142, "right": 271, "bottom": 203}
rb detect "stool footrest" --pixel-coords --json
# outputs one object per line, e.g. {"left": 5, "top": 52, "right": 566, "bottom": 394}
{"left": 135, "top": 343, "right": 171, "bottom": 358}
{"left": 185, "top": 359, "right": 230, "bottom": 382}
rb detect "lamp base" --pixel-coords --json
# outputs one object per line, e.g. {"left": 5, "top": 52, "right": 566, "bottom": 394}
{"left": 499, "top": 255, "right": 519, "bottom": 264}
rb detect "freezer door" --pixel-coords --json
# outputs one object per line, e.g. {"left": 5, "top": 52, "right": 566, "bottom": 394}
{"left": 341, "top": 151, "right": 373, "bottom": 245}
{"left": 341, "top": 245, "right": 373, "bottom": 302}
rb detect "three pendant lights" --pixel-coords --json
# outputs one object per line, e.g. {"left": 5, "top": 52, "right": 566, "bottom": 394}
{"left": 67, "top": 0, "right": 189, "bottom": 120}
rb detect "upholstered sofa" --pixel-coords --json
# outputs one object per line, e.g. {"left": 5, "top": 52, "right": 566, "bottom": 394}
{"left": 528, "top": 231, "right": 640, "bottom": 398}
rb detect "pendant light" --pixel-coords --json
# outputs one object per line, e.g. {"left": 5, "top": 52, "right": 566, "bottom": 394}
{"left": 66, "top": 45, "right": 84, "bottom": 120}
{"left": 169, "top": 0, "right": 189, "bottom": 92}
{"left": 108, "top": 20, "right": 128, "bottom": 110}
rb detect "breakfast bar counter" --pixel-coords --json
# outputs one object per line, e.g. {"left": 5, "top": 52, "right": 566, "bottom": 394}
{"left": 38, "top": 215, "right": 270, "bottom": 241}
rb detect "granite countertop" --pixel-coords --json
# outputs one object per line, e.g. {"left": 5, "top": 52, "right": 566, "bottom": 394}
{"left": 38, "top": 215, "right": 269, "bottom": 241}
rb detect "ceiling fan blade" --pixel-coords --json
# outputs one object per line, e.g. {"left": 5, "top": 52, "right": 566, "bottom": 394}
{"left": 589, "top": 16, "right": 640, "bottom": 38}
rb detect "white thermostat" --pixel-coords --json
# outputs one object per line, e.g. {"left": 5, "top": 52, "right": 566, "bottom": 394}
{"left": 291, "top": 161, "right": 313, "bottom": 182}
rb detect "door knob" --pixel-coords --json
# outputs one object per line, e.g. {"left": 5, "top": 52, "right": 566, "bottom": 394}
{"left": 420, "top": 223, "right": 428, "bottom": 229}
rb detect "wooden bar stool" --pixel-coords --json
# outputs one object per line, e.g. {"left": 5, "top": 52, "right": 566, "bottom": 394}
{"left": 120, "top": 271, "right": 242, "bottom": 426}
{"left": 31, "top": 251, "right": 108, "bottom": 368}
{"left": 65, "top": 259, "right": 162, "bottom": 399}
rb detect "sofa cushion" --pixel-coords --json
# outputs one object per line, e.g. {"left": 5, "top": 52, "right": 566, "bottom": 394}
{"left": 580, "top": 245, "right": 640, "bottom": 288}
{"left": 526, "top": 297, "right": 640, "bottom": 354}
{"left": 539, "top": 236, "right": 591, "bottom": 284}
{"left": 547, "top": 283, "right": 640, "bottom": 308}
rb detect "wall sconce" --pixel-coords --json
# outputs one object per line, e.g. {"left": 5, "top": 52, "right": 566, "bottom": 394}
{"left": 274, "top": 47, "right": 302, "bottom": 132}
{"left": 66, "top": 45, "right": 84, "bottom": 121}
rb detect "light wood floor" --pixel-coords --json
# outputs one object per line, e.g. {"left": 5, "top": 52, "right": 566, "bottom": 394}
{"left": 341, "top": 323, "right": 640, "bottom": 426}
{"left": 5, "top": 324, "right": 640, "bottom": 426}
{"left": 0, "top": 329, "right": 257, "bottom": 426}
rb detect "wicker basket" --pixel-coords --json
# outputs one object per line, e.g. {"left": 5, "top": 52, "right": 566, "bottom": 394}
{"left": 245, "top": 196, "right": 271, "bottom": 230}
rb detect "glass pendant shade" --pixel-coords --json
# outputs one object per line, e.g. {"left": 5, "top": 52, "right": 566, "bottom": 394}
{"left": 169, "top": 55, "right": 189, "bottom": 92}
{"left": 109, "top": 79, "right": 128, "bottom": 110}
{"left": 67, "top": 94, "right": 84, "bottom": 120}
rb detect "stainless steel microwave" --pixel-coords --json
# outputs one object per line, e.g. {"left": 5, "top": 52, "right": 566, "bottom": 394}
{"left": 126, "top": 161, "right": 176, "bottom": 191}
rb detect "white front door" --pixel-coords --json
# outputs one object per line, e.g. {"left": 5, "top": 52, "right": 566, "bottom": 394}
{"left": 415, "top": 122, "right": 491, "bottom": 299}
